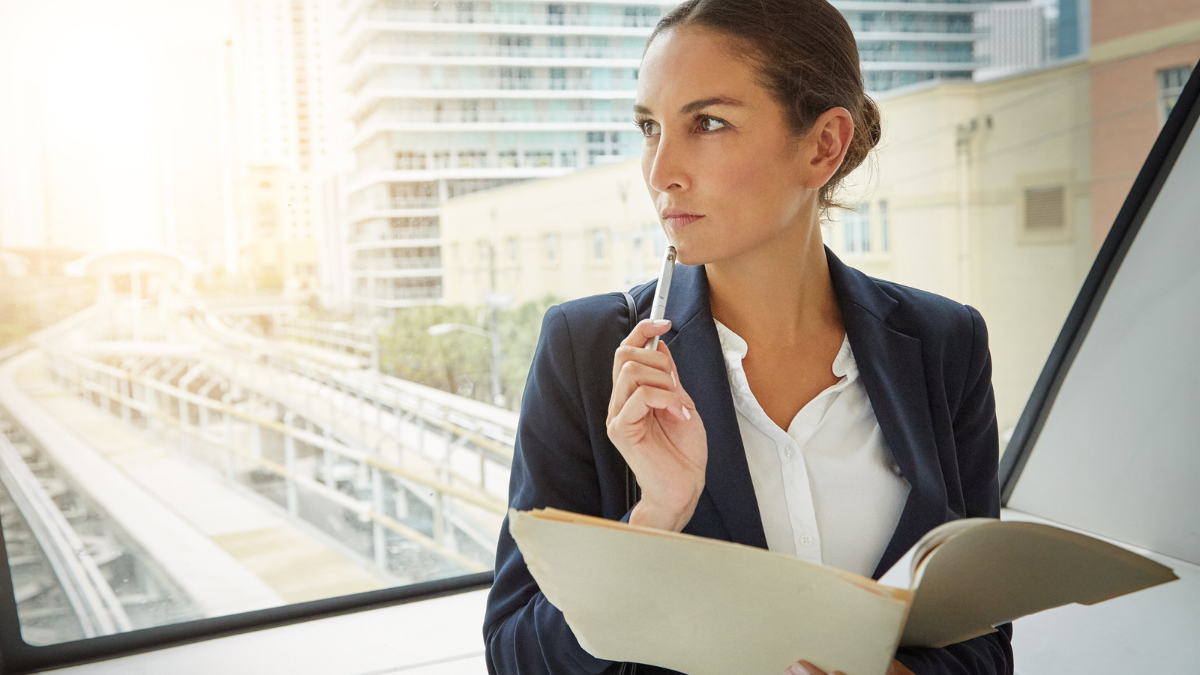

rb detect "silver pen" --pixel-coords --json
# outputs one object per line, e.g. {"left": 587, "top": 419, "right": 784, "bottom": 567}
{"left": 645, "top": 246, "right": 677, "bottom": 350}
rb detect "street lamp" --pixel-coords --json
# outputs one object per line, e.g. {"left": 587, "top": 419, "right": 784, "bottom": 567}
{"left": 427, "top": 322, "right": 506, "bottom": 408}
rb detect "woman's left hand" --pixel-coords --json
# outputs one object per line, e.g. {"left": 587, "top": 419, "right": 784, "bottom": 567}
{"left": 786, "top": 658, "right": 915, "bottom": 675}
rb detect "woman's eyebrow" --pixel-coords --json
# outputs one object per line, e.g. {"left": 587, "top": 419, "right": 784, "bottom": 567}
{"left": 633, "top": 95, "right": 746, "bottom": 117}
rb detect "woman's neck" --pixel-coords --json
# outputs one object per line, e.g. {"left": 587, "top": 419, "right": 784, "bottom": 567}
{"left": 705, "top": 220, "right": 843, "bottom": 349}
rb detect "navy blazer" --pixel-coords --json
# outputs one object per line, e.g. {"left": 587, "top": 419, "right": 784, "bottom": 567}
{"left": 484, "top": 248, "right": 1014, "bottom": 675}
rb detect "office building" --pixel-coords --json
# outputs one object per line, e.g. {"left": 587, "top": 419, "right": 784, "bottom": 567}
{"left": 336, "top": 0, "right": 669, "bottom": 314}
{"left": 840, "top": 0, "right": 990, "bottom": 92}
{"left": 229, "top": 0, "right": 337, "bottom": 293}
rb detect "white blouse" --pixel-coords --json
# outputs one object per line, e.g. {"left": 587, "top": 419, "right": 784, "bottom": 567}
{"left": 713, "top": 319, "right": 911, "bottom": 578}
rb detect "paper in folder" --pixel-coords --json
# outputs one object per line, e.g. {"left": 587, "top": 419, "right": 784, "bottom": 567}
{"left": 508, "top": 508, "right": 1177, "bottom": 675}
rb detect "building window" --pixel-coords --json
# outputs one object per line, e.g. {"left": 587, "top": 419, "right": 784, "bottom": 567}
{"left": 547, "top": 4, "right": 565, "bottom": 25}
{"left": 1159, "top": 65, "right": 1193, "bottom": 124}
{"left": 508, "top": 237, "right": 518, "bottom": 261}
{"left": 560, "top": 149, "right": 577, "bottom": 167}
{"left": 544, "top": 233, "right": 557, "bottom": 262}
{"left": 526, "top": 150, "right": 553, "bottom": 167}
{"left": 549, "top": 67, "right": 567, "bottom": 90}
{"left": 457, "top": 150, "right": 488, "bottom": 168}
{"left": 497, "top": 150, "right": 518, "bottom": 168}
{"left": 592, "top": 229, "right": 605, "bottom": 259}
{"left": 843, "top": 204, "right": 871, "bottom": 253}
{"left": 395, "top": 151, "right": 426, "bottom": 170}
{"left": 878, "top": 200, "right": 890, "bottom": 252}
{"left": 1024, "top": 186, "right": 1065, "bottom": 232}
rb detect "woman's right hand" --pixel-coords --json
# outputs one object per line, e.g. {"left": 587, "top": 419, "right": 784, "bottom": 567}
{"left": 606, "top": 319, "right": 707, "bottom": 532}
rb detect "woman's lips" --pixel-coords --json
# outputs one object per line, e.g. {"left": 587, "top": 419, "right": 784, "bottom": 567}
{"left": 664, "top": 214, "right": 704, "bottom": 228}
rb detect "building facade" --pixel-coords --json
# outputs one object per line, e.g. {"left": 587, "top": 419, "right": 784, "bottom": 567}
{"left": 439, "top": 159, "right": 662, "bottom": 307}
{"left": 230, "top": 0, "right": 337, "bottom": 293}
{"left": 839, "top": 0, "right": 989, "bottom": 92}
{"left": 1087, "top": 0, "right": 1199, "bottom": 248}
{"left": 336, "top": 0, "right": 669, "bottom": 315}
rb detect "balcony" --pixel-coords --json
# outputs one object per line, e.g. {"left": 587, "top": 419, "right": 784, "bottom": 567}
{"left": 360, "top": 108, "right": 635, "bottom": 126}
{"left": 350, "top": 256, "right": 443, "bottom": 273}
{"left": 362, "top": 8, "right": 661, "bottom": 29}
{"left": 348, "top": 41, "right": 648, "bottom": 62}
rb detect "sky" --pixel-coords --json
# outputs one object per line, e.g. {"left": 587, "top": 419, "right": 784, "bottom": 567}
{"left": 0, "top": 0, "right": 236, "bottom": 255}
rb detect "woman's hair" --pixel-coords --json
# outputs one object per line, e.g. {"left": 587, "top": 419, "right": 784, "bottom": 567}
{"left": 647, "top": 0, "right": 881, "bottom": 213}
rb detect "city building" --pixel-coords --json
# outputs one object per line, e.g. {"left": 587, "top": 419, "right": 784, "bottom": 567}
{"left": 333, "top": 0, "right": 1002, "bottom": 316}
{"left": 839, "top": 0, "right": 990, "bottom": 92}
{"left": 1087, "top": 0, "right": 1198, "bottom": 248}
{"left": 229, "top": 0, "right": 338, "bottom": 293}
{"left": 439, "top": 159, "right": 661, "bottom": 307}
{"left": 335, "top": 0, "right": 670, "bottom": 315}
{"left": 975, "top": 2, "right": 1047, "bottom": 80}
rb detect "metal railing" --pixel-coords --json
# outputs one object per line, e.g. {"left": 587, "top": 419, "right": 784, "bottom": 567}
{"left": 0, "top": 431, "right": 133, "bottom": 637}
{"left": 45, "top": 350, "right": 503, "bottom": 575}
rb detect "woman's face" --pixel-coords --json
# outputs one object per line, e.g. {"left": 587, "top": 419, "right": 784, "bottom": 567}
{"left": 635, "top": 26, "right": 831, "bottom": 266}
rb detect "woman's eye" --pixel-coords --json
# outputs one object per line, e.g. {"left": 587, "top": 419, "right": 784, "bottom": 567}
{"left": 637, "top": 120, "right": 661, "bottom": 137}
{"left": 698, "top": 116, "right": 727, "bottom": 132}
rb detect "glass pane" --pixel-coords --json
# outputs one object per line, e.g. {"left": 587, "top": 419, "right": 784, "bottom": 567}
{"left": 0, "top": 0, "right": 1195, "bottom": 656}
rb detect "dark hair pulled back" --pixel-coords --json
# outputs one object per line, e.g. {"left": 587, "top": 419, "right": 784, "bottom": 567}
{"left": 647, "top": 0, "right": 881, "bottom": 213}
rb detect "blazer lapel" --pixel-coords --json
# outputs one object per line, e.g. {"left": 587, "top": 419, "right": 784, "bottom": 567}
{"left": 824, "top": 249, "right": 948, "bottom": 580}
{"left": 662, "top": 264, "right": 769, "bottom": 550}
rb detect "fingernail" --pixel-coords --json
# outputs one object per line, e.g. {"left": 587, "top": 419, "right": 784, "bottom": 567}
{"left": 671, "top": 370, "right": 678, "bottom": 389}
{"left": 652, "top": 319, "right": 670, "bottom": 327}
{"left": 786, "top": 665, "right": 811, "bottom": 675}
{"left": 681, "top": 406, "right": 691, "bottom": 420}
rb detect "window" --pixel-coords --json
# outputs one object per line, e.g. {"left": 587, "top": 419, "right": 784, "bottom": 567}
{"left": 5, "top": 2, "right": 1196, "bottom": 670}
{"left": 457, "top": 150, "right": 488, "bottom": 168}
{"left": 1159, "top": 65, "right": 1193, "bottom": 124}
{"left": 395, "top": 150, "right": 426, "bottom": 170}
{"left": 842, "top": 203, "right": 871, "bottom": 253}
{"left": 526, "top": 150, "right": 553, "bottom": 167}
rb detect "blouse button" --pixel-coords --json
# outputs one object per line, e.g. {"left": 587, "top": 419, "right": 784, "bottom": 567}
{"left": 783, "top": 446, "right": 795, "bottom": 459}
{"left": 799, "top": 534, "right": 814, "bottom": 547}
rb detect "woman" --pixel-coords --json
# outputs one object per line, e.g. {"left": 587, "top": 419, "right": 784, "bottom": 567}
{"left": 484, "top": 1, "right": 1013, "bottom": 674}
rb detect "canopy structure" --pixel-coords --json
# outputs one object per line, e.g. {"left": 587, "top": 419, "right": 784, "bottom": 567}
{"left": 63, "top": 248, "right": 200, "bottom": 279}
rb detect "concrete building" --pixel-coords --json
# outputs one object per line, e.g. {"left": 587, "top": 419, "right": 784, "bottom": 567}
{"left": 335, "top": 0, "right": 670, "bottom": 315}
{"left": 1087, "top": 0, "right": 1199, "bottom": 248}
{"left": 975, "top": 2, "right": 1047, "bottom": 80}
{"left": 439, "top": 159, "right": 662, "bottom": 307}
{"left": 229, "top": 0, "right": 338, "bottom": 293}
{"left": 840, "top": 0, "right": 990, "bottom": 92}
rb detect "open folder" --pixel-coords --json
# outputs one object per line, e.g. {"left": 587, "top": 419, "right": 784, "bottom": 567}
{"left": 508, "top": 508, "right": 1177, "bottom": 675}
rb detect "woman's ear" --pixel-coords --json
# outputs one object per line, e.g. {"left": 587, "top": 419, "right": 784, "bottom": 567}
{"left": 801, "top": 107, "right": 854, "bottom": 189}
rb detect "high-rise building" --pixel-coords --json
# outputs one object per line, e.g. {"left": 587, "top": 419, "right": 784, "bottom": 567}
{"left": 335, "top": 1, "right": 668, "bottom": 314}
{"left": 333, "top": 0, "right": 997, "bottom": 314}
{"left": 975, "top": 2, "right": 1047, "bottom": 81}
{"left": 841, "top": 0, "right": 991, "bottom": 92}
{"left": 230, "top": 0, "right": 337, "bottom": 293}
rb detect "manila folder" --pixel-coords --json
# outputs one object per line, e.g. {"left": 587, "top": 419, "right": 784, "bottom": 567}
{"left": 508, "top": 508, "right": 911, "bottom": 675}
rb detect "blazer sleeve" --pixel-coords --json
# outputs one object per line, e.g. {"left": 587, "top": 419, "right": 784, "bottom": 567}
{"left": 483, "top": 305, "right": 622, "bottom": 675}
{"left": 894, "top": 305, "right": 1015, "bottom": 675}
